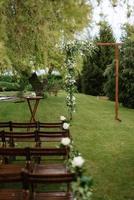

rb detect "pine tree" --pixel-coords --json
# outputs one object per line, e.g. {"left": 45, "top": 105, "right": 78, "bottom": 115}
{"left": 81, "top": 20, "right": 115, "bottom": 96}
{"left": 120, "top": 24, "right": 134, "bottom": 108}
{"left": 81, "top": 50, "right": 104, "bottom": 96}
{"left": 96, "top": 21, "right": 115, "bottom": 95}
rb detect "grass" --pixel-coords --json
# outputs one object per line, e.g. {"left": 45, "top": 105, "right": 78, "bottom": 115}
{"left": 0, "top": 91, "right": 134, "bottom": 200}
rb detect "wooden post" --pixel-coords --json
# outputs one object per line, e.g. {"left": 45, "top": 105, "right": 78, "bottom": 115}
{"left": 97, "top": 42, "right": 122, "bottom": 121}
{"left": 115, "top": 44, "right": 121, "bottom": 121}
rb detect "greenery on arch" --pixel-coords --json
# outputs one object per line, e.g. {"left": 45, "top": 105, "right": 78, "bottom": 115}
{"left": 63, "top": 40, "right": 97, "bottom": 121}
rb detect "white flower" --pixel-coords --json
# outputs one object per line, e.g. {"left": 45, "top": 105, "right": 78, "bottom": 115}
{"left": 72, "top": 96, "right": 76, "bottom": 101}
{"left": 29, "top": 60, "right": 34, "bottom": 65}
{"left": 72, "top": 156, "right": 85, "bottom": 168}
{"left": 70, "top": 79, "right": 76, "bottom": 83}
{"left": 61, "top": 137, "right": 71, "bottom": 146}
{"left": 60, "top": 116, "right": 66, "bottom": 121}
{"left": 63, "top": 122, "right": 70, "bottom": 130}
{"left": 31, "top": 92, "right": 36, "bottom": 97}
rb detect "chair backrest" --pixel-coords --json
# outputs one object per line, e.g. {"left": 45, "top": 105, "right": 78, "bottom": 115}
{"left": 38, "top": 121, "right": 63, "bottom": 130}
{"left": 0, "top": 131, "right": 5, "bottom": 147}
{"left": 37, "top": 130, "right": 70, "bottom": 145}
{"left": 11, "top": 122, "right": 38, "bottom": 132}
{"left": 30, "top": 147, "right": 69, "bottom": 156}
{"left": 0, "top": 147, "right": 28, "bottom": 157}
{"left": 0, "top": 121, "right": 12, "bottom": 131}
{"left": 22, "top": 169, "right": 75, "bottom": 193}
{"left": 0, "top": 147, "right": 30, "bottom": 164}
{"left": 29, "top": 147, "right": 69, "bottom": 163}
{"left": 27, "top": 172, "right": 75, "bottom": 184}
{"left": 1, "top": 130, "right": 39, "bottom": 147}
{"left": 0, "top": 168, "right": 30, "bottom": 200}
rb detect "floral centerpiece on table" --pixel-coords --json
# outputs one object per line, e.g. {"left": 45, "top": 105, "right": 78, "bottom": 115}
{"left": 31, "top": 92, "right": 36, "bottom": 97}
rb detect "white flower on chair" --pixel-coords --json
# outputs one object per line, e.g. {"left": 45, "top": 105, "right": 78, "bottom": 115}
{"left": 60, "top": 116, "right": 66, "bottom": 121}
{"left": 61, "top": 137, "right": 71, "bottom": 146}
{"left": 72, "top": 156, "right": 85, "bottom": 168}
{"left": 63, "top": 122, "right": 70, "bottom": 130}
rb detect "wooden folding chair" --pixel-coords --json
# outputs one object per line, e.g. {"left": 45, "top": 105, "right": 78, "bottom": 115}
{"left": 37, "top": 129, "right": 70, "bottom": 147}
{"left": 0, "top": 147, "right": 31, "bottom": 181}
{"left": 38, "top": 121, "right": 64, "bottom": 131}
{"left": 23, "top": 170, "right": 75, "bottom": 200}
{"left": 1, "top": 130, "right": 39, "bottom": 148}
{"left": 29, "top": 147, "right": 69, "bottom": 164}
{"left": 26, "top": 146, "right": 71, "bottom": 193}
{"left": 11, "top": 122, "right": 38, "bottom": 132}
{"left": 0, "top": 130, "right": 6, "bottom": 147}
{"left": 0, "top": 121, "right": 12, "bottom": 131}
{"left": 0, "top": 169, "right": 29, "bottom": 200}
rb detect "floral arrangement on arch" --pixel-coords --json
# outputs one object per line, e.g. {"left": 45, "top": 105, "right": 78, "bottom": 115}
{"left": 59, "top": 118, "right": 93, "bottom": 200}
{"left": 64, "top": 40, "right": 97, "bottom": 121}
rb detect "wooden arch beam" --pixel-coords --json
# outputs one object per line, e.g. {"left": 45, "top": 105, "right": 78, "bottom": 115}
{"left": 97, "top": 42, "right": 123, "bottom": 121}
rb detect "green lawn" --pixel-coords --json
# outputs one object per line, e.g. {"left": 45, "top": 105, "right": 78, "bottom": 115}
{"left": 0, "top": 91, "right": 134, "bottom": 200}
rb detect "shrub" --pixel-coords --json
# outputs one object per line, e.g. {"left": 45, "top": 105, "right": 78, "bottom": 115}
{"left": 0, "top": 81, "right": 19, "bottom": 91}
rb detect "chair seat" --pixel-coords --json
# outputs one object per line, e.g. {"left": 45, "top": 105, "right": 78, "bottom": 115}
{"left": 0, "top": 189, "right": 29, "bottom": 200}
{"left": 32, "top": 164, "right": 68, "bottom": 175}
{"left": 33, "top": 192, "right": 73, "bottom": 200}
{"left": 0, "top": 164, "right": 23, "bottom": 181}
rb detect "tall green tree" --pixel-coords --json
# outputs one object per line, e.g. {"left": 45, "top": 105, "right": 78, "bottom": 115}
{"left": 81, "top": 20, "right": 115, "bottom": 96}
{"left": 81, "top": 51, "right": 103, "bottom": 95}
{"left": 120, "top": 24, "right": 134, "bottom": 108}
{"left": 96, "top": 21, "right": 115, "bottom": 95}
{"left": 95, "top": 21, "right": 115, "bottom": 72}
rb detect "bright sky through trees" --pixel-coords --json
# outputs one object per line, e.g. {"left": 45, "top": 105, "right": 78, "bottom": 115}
{"left": 79, "top": 0, "right": 134, "bottom": 41}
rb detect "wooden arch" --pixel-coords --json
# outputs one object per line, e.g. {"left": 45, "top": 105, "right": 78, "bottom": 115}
{"left": 97, "top": 42, "right": 122, "bottom": 121}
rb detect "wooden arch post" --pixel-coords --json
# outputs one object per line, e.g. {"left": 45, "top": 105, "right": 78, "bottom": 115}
{"left": 97, "top": 42, "right": 122, "bottom": 121}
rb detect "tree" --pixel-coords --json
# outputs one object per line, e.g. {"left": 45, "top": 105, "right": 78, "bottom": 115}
{"left": 0, "top": 1, "right": 11, "bottom": 71}
{"left": 120, "top": 24, "right": 134, "bottom": 108}
{"left": 81, "top": 52, "right": 103, "bottom": 95}
{"left": 0, "top": 0, "right": 92, "bottom": 93}
{"left": 95, "top": 21, "right": 115, "bottom": 96}
{"left": 0, "top": 0, "right": 91, "bottom": 73}
{"left": 81, "top": 20, "right": 115, "bottom": 96}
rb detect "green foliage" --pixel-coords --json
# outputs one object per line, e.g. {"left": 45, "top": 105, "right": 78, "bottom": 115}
{"left": 95, "top": 21, "right": 115, "bottom": 71}
{"left": 0, "top": 42, "right": 11, "bottom": 71}
{"left": 120, "top": 38, "right": 134, "bottom": 108}
{"left": 103, "top": 61, "right": 122, "bottom": 101}
{"left": 0, "top": 0, "right": 91, "bottom": 73}
{"left": 81, "top": 53, "right": 104, "bottom": 96}
{"left": 64, "top": 40, "right": 96, "bottom": 120}
{"left": 81, "top": 21, "right": 115, "bottom": 96}
{"left": 18, "top": 74, "right": 29, "bottom": 91}
{"left": 47, "top": 74, "right": 62, "bottom": 93}
{"left": 0, "top": 75, "right": 13, "bottom": 83}
{"left": 0, "top": 81, "right": 19, "bottom": 91}
{"left": 121, "top": 23, "right": 134, "bottom": 41}
{"left": 103, "top": 62, "right": 115, "bottom": 100}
